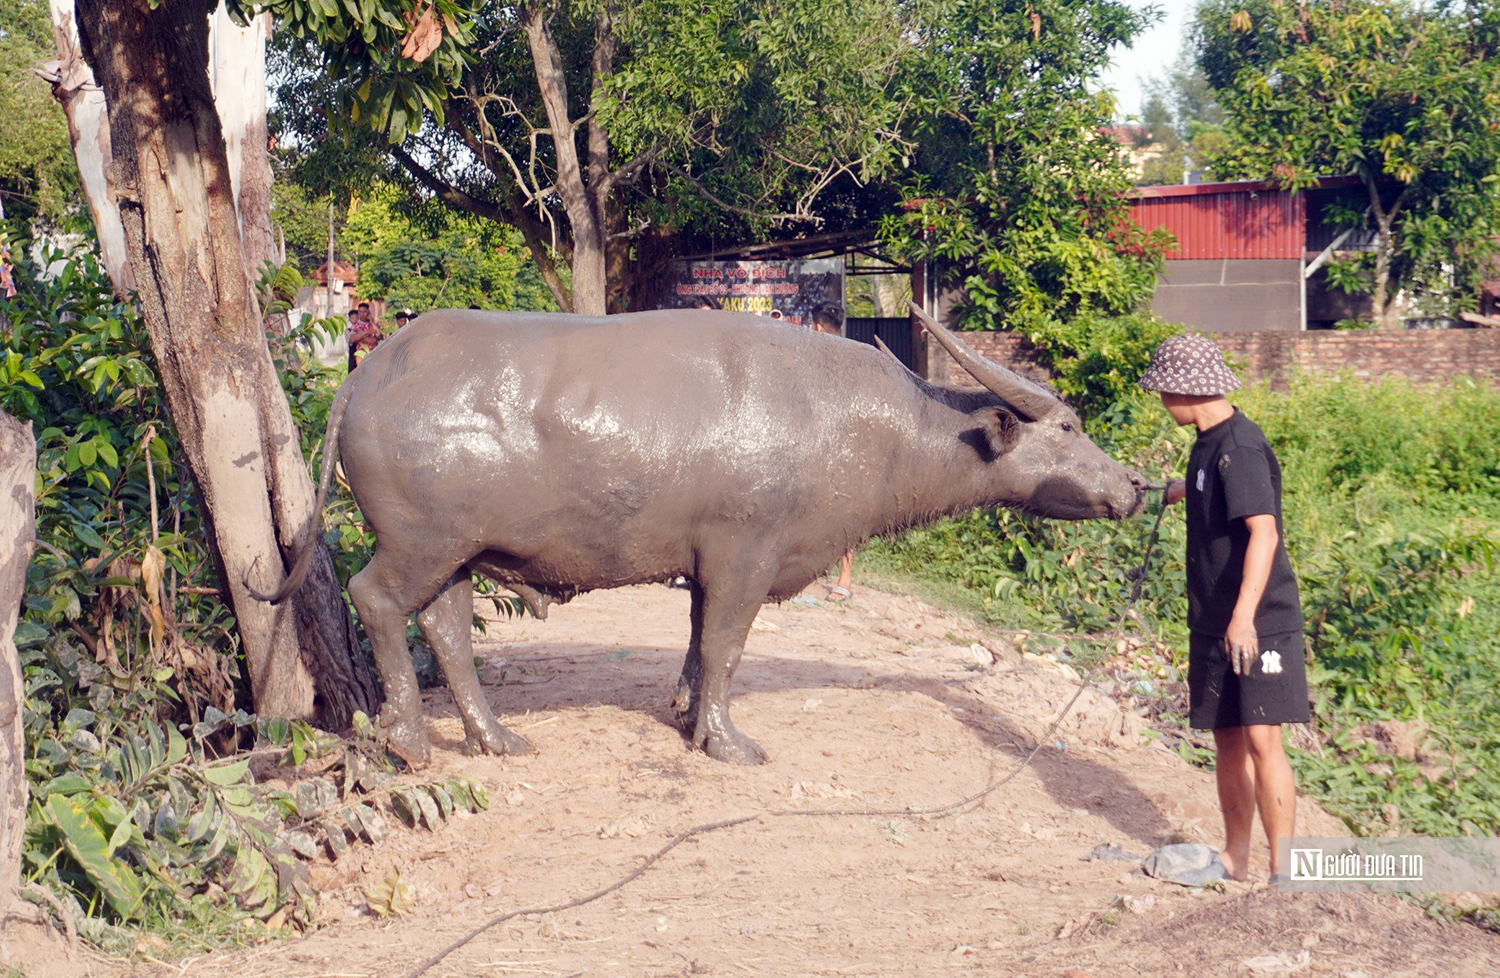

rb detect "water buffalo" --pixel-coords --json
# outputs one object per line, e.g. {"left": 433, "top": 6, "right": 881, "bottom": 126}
{"left": 261, "top": 304, "right": 1144, "bottom": 765}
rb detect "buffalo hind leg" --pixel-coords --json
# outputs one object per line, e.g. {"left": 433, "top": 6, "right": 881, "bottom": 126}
{"left": 670, "top": 582, "right": 706, "bottom": 731}
{"left": 418, "top": 572, "right": 532, "bottom": 756}
{"left": 691, "top": 577, "right": 770, "bottom": 765}
{"left": 348, "top": 549, "right": 462, "bottom": 767}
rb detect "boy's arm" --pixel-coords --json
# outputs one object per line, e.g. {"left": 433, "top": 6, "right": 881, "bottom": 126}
{"left": 1225, "top": 513, "right": 1278, "bottom": 675}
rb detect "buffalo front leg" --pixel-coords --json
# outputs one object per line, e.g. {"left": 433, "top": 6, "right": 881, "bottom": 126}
{"left": 417, "top": 572, "right": 532, "bottom": 756}
{"left": 670, "top": 581, "right": 706, "bottom": 731}
{"left": 690, "top": 580, "right": 769, "bottom": 765}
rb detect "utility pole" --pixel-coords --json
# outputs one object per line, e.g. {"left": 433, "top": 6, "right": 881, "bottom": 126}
{"left": 326, "top": 199, "right": 336, "bottom": 317}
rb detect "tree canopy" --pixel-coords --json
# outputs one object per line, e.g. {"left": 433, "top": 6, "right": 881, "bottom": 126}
{"left": 1195, "top": 0, "right": 1500, "bottom": 325}
{"left": 1134, "top": 52, "right": 1229, "bottom": 187}
{"left": 880, "top": 0, "right": 1170, "bottom": 331}
{"left": 272, "top": 180, "right": 557, "bottom": 315}
{"left": 261, "top": 0, "right": 916, "bottom": 313}
{"left": 0, "top": 0, "right": 82, "bottom": 231}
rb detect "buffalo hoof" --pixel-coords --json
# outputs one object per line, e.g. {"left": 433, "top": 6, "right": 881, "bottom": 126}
{"left": 465, "top": 720, "right": 533, "bottom": 757}
{"left": 693, "top": 718, "right": 767, "bottom": 765}
{"left": 382, "top": 716, "right": 432, "bottom": 768}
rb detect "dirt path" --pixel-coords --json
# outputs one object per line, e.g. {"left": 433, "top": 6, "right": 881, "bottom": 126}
{"left": 72, "top": 584, "right": 1500, "bottom": 977}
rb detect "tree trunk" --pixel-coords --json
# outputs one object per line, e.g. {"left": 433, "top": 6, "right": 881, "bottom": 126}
{"left": 0, "top": 412, "right": 38, "bottom": 929}
{"left": 523, "top": 6, "right": 608, "bottom": 315}
{"left": 873, "top": 274, "right": 906, "bottom": 318}
{"left": 41, "top": 0, "right": 135, "bottom": 296}
{"left": 72, "top": 0, "right": 378, "bottom": 727}
{"left": 1372, "top": 228, "right": 1395, "bottom": 327}
{"left": 209, "top": 7, "right": 277, "bottom": 283}
{"left": 1363, "top": 171, "right": 1408, "bottom": 330}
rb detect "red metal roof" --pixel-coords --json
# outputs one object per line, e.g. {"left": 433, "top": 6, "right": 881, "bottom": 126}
{"left": 1126, "top": 176, "right": 1366, "bottom": 260}
{"left": 1129, "top": 184, "right": 1306, "bottom": 260}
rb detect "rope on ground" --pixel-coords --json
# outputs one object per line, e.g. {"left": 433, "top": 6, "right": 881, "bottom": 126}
{"left": 402, "top": 815, "right": 758, "bottom": 978}
{"left": 402, "top": 494, "right": 1172, "bottom": 978}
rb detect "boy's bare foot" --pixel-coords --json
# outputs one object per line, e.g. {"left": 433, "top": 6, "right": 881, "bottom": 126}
{"left": 1219, "top": 848, "right": 1251, "bottom": 882}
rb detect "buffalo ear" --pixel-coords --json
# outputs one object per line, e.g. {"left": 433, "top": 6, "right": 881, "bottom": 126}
{"left": 983, "top": 407, "right": 1022, "bottom": 457}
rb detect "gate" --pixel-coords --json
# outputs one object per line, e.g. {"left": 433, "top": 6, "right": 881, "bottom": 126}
{"left": 844, "top": 317, "right": 915, "bottom": 369}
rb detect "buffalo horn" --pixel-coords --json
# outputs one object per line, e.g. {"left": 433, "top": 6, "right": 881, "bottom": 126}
{"left": 908, "top": 301, "right": 1061, "bottom": 420}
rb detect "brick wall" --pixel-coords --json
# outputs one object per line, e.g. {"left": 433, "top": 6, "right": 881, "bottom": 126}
{"left": 926, "top": 328, "right": 1500, "bottom": 389}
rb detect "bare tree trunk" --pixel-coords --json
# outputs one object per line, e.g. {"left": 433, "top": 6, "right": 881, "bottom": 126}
{"left": 0, "top": 412, "right": 38, "bottom": 929}
{"left": 73, "top": 0, "right": 377, "bottom": 726}
{"left": 41, "top": 0, "right": 135, "bottom": 296}
{"left": 523, "top": 6, "right": 608, "bottom": 315}
{"left": 1364, "top": 172, "right": 1409, "bottom": 330}
{"left": 209, "top": 7, "right": 277, "bottom": 280}
{"left": 1372, "top": 228, "right": 1395, "bottom": 327}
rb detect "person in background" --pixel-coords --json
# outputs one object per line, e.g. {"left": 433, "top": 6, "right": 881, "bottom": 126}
{"left": 346, "top": 300, "right": 382, "bottom": 371}
{"left": 1139, "top": 333, "right": 1308, "bottom": 885}
{"left": 0, "top": 245, "right": 16, "bottom": 299}
{"left": 395, "top": 308, "right": 415, "bottom": 329}
{"left": 811, "top": 303, "right": 856, "bottom": 602}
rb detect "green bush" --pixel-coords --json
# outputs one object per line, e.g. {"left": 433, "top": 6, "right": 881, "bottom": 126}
{"left": 1, "top": 246, "right": 501, "bottom": 944}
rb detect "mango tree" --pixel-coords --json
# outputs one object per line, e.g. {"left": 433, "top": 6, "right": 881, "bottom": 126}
{"left": 1195, "top": 0, "right": 1500, "bottom": 326}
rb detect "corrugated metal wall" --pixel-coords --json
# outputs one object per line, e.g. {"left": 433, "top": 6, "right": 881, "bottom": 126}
{"left": 1130, "top": 186, "right": 1306, "bottom": 260}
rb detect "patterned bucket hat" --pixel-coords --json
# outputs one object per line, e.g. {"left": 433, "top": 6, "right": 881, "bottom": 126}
{"left": 1137, "top": 333, "right": 1240, "bottom": 396}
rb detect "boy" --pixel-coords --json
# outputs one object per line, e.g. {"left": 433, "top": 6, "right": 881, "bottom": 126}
{"left": 1138, "top": 333, "right": 1308, "bottom": 883}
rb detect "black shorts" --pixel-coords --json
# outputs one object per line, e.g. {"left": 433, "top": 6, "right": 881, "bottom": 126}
{"left": 1188, "top": 629, "right": 1311, "bottom": 730}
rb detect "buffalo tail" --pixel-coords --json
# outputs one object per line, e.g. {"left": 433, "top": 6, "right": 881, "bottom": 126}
{"left": 246, "top": 374, "right": 357, "bottom": 604}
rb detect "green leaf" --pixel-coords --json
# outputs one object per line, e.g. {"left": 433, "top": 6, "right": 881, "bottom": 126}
{"left": 44, "top": 795, "right": 146, "bottom": 919}
{"left": 201, "top": 758, "right": 251, "bottom": 786}
{"left": 106, "top": 809, "right": 135, "bottom": 856}
{"left": 72, "top": 522, "right": 106, "bottom": 550}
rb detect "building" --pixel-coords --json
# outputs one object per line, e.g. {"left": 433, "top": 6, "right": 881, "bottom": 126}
{"left": 1128, "top": 177, "right": 1377, "bottom": 331}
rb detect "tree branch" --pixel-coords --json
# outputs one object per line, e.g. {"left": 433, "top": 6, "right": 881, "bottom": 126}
{"left": 664, "top": 164, "right": 804, "bottom": 223}
{"left": 388, "top": 144, "right": 573, "bottom": 311}
{"left": 390, "top": 144, "right": 509, "bottom": 224}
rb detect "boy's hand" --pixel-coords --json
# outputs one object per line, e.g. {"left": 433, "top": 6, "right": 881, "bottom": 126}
{"left": 1224, "top": 616, "right": 1258, "bottom": 676}
{"left": 1165, "top": 479, "right": 1187, "bottom": 506}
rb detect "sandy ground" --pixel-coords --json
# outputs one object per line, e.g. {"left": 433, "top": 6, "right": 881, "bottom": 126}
{"left": 17, "top": 582, "right": 1500, "bottom": 978}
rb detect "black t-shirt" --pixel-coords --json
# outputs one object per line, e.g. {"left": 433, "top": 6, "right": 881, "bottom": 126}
{"left": 1184, "top": 409, "right": 1303, "bottom": 636}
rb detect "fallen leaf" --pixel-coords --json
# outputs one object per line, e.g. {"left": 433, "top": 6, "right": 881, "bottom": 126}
{"left": 364, "top": 868, "right": 415, "bottom": 918}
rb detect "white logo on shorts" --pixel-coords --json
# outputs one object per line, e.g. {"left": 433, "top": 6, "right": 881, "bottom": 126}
{"left": 1260, "top": 650, "right": 1283, "bottom": 675}
{"left": 1196, "top": 468, "right": 1205, "bottom": 492}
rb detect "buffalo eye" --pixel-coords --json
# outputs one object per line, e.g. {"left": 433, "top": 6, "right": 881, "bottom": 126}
{"left": 1060, "top": 422, "right": 1075, "bottom": 433}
